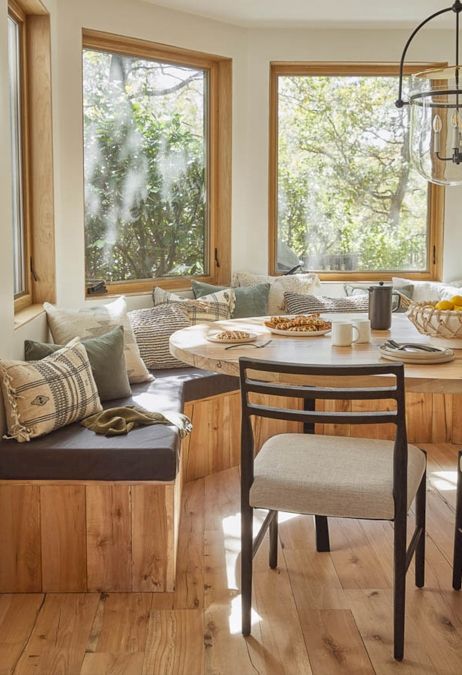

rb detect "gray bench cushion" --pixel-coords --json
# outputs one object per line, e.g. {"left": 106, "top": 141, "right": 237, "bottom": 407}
{"left": 0, "top": 368, "right": 238, "bottom": 482}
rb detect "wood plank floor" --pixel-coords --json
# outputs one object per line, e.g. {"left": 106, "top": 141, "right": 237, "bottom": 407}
{"left": 1, "top": 443, "right": 461, "bottom": 674}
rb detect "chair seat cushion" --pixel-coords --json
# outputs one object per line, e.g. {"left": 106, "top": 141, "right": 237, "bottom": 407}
{"left": 249, "top": 433, "right": 426, "bottom": 521}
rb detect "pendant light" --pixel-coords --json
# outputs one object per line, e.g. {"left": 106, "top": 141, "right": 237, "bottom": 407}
{"left": 396, "top": 1, "right": 462, "bottom": 185}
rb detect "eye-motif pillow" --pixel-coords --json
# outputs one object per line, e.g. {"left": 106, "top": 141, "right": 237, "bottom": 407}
{"left": 0, "top": 338, "right": 102, "bottom": 443}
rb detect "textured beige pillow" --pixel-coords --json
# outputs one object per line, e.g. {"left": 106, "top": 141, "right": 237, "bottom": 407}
{"left": 44, "top": 297, "right": 152, "bottom": 384}
{"left": 153, "top": 287, "right": 235, "bottom": 323}
{"left": 232, "top": 272, "right": 320, "bottom": 315}
{"left": 0, "top": 338, "right": 102, "bottom": 443}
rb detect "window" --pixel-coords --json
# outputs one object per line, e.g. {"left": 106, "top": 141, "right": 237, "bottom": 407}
{"left": 82, "top": 31, "right": 231, "bottom": 294}
{"left": 8, "top": 0, "right": 55, "bottom": 316}
{"left": 269, "top": 64, "right": 444, "bottom": 279}
{"left": 8, "top": 8, "right": 27, "bottom": 300}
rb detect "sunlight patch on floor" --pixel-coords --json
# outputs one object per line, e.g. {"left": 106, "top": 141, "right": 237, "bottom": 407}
{"left": 430, "top": 470, "right": 457, "bottom": 491}
{"left": 228, "top": 594, "right": 262, "bottom": 634}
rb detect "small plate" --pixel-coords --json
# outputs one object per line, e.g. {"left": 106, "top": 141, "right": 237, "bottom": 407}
{"left": 268, "top": 327, "right": 331, "bottom": 337}
{"left": 206, "top": 331, "right": 258, "bottom": 345}
{"left": 379, "top": 346, "right": 454, "bottom": 364}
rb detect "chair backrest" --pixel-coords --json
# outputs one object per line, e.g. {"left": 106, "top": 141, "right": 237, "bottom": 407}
{"left": 239, "top": 358, "right": 408, "bottom": 508}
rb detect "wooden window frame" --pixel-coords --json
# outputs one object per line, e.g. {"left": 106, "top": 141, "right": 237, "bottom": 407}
{"left": 82, "top": 29, "right": 232, "bottom": 297}
{"left": 9, "top": 0, "right": 56, "bottom": 316}
{"left": 269, "top": 62, "right": 446, "bottom": 281}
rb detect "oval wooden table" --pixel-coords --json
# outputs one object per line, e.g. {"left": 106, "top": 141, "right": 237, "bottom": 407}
{"left": 170, "top": 314, "right": 462, "bottom": 394}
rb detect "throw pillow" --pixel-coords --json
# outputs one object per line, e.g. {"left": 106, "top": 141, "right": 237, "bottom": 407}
{"left": 0, "top": 338, "right": 102, "bottom": 443}
{"left": 284, "top": 292, "right": 369, "bottom": 314}
{"left": 232, "top": 272, "right": 320, "bottom": 315}
{"left": 192, "top": 280, "right": 270, "bottom": 318}
{"left": 24, "top": 326, "right": 131, "bottom": 402}
{"left": 392, "top": 277, "right": 462, "bottom": 303}
{"left": 129, "top": 305, "right": 191, "bottom": 370}
{"left": 44, "top": 297, "right": 152, "bottom": 384}
{"left": 344, "top": 282, "right": 413, "bottom": 313}
{"left": 152, "top": 287, "right": 235, "bottom": 323}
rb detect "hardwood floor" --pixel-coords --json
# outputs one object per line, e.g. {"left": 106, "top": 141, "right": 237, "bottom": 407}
{"left": 1, "top": 443, "right": 461, "bottom": 674}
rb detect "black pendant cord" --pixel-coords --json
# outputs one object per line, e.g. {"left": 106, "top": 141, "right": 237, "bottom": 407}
{"left": 396, "top": 4, "right": 454, "bottom": 108}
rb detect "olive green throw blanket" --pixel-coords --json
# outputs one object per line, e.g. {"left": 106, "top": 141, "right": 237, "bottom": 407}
{"left": 81, "top": 406, "right": 192, "bottom": 438}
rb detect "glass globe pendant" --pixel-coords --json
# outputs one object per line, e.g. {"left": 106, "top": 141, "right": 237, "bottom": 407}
{"left": 396, "top": 1, "right": 462, "bottom": 186}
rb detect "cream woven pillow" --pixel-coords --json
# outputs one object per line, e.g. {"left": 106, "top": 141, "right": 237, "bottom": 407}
{"left": 153, "top": 287, "right": 235, "bottom": 323}
{"left": 44, "top": 297, "right": 152, "bottom": 384}
{"left": 232, "top": 272, "right": 320, "bottom": 315}
{"left": 0, "top": 338, "right": 102, "bottom": 443}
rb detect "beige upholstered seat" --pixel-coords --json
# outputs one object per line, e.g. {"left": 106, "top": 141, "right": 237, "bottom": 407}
{"left": 250, "top": 433, "right": 426, "bottom": 521}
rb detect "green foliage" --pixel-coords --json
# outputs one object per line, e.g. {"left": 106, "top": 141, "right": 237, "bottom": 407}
{"left": 277, "top": 75, "right": 428, "bottom": 272}
{"left": 83, "top": 50, "right": 207, "bottom": 283}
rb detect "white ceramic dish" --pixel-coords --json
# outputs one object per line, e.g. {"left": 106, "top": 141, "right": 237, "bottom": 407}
{"left": 268, "top": 327, "right": 331, "bottom": 337}
{"left": 380, "top": 344, "right": 451, "bottom": 360}
{"left": 206, "top": 331, "right": 258, "bottom": 345}
{"left": 379, "top": 346, "right": 454, "bottom": 364}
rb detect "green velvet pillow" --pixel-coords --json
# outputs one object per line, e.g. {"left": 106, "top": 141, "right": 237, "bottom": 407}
{"left": 192, "top": 281, "right": 270, "bottom": 318}
{"left": 24, "top": 326, "right": 131, "bottom": 402}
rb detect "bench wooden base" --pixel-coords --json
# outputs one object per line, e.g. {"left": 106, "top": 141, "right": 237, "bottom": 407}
{"left": 0, "top": 476, "right": 182, "bottom": 593}
{"left": 2, "top": 389, "right": 461, "bottom": 593}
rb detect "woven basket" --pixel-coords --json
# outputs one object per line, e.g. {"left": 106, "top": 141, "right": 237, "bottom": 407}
{"left": 407, "top": 301, "right": 462, "bottom": 339}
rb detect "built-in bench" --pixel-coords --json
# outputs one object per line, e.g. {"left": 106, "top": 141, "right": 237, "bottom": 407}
{"left": 0, "top": 367, "right": 239, "bottom": 594}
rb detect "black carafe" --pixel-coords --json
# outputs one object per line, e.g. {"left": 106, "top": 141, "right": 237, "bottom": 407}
{"left": 368, "top": 282, "right": 393, "bottom": 330}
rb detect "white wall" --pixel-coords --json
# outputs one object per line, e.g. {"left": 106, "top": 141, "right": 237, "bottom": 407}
{"left": 0, "top": 0, "right": 461, "bottom": 360}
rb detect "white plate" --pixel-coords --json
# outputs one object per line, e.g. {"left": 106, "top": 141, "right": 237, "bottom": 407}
{"left": 379, "top": 345, "right": 452, "bottom": 360}
{"left": 379, "top": 350, "right": 454, "bottom": 364}
{"left": 268, "top": 327, "right": 331, "bottom": 337}
{"left": 206, "top": 331, "right": 258, "bottom": 345}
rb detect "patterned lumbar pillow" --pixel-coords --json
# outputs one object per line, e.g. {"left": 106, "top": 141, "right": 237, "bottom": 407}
{"left": 24, "top": 326, "right": 131, "bottom": 402}
{"left": 284, "top": 291, "right": 369, "bottom": 314}
{"left": 129, "top": 305, "right": 191, "bottom": 370}
{"left": 192, "top": 280, "right": 270, "bottom": 318}
{"left": 152, "top": 287, "right": 235, "bottom": 323}
{"left": 232, "top": 272, "right": 320, "bottom": 315}
{"left": 44, "top": 297, "right": 152, "bottom": 384}
{"left": 0, "top": 338, "right": 102, "bottom": 443}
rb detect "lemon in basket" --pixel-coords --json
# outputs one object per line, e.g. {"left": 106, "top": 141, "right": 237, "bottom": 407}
{"left": 435, "top": 300, "right": 454, "bottom": 310}
{"left": 450, "top": 295, "right": 462, "bottom": 307}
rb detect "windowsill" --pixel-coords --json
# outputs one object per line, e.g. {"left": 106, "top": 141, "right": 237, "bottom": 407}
{"left": 14, "top": 303, "right": 45, "bottom": 330}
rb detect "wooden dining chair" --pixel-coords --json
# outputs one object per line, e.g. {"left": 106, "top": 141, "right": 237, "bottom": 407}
{"left": 239, "top": 358, "right": 427, "bottom": 662}
{"left": 453, "top": 450, "right": 462, "bottom": 590}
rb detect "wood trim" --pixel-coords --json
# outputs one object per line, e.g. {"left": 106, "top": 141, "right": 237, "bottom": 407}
{"left": 268, "top": 62, "right": 446, "bottom": 281}
{"left": 81, "top": 30, "right": 232, "bottom": 296}
{"left": 27, "top": 14, "right": 56, "bottom": 304}
{"left": 10, "top": 1, "right": 55, "bottom": 313}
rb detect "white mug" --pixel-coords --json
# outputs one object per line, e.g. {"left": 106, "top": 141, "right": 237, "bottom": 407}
{"left": 352, "top": 318, "right": 372, "bottom": 344}
{"left": 331, "top": 322, "right": 360, "bottom": 347}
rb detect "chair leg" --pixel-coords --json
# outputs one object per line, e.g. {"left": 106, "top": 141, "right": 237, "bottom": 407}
{"left": 453, "top": 453, "right": 462, "bottom": 591}
{"left": 415, "top": 471, "right": 426, "bottom": 588}
{"left": 315, "top": 515, "right": 330, "bottom": 552}
{"left": 241, "top": 503, "right": 253, "bottom": 636}
{"left": 269, "top": 512, "right": 278, "bottom": 569}
{"left": 394, "top": 512, "right": 407, "bottom": 661}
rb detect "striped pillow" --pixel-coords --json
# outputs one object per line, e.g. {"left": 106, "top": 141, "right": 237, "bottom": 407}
{"left": 0, "top": 338, "right": 102, "bottom": 443}
{"left": 129, "top": 305, "right": 191, "bottom": 370}
{"left": 152, "top": 287, "right": 235, "bottom": 323}
{"left": 284, "top": 292, "right": 369, "bottom": 314}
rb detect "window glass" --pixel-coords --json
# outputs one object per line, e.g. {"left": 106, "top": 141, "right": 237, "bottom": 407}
{"left": 83, "top": 48, "right": 208, "bottom": 284}
{"left": 8, "top": 16, "right": 25, "bottom": 296}
{"left": 276, "top": 74, "right": 430, "bottom": 274}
